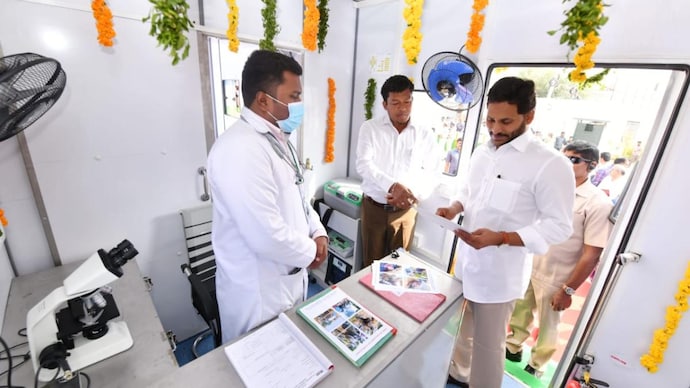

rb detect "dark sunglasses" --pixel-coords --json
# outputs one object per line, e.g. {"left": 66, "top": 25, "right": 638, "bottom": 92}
{"left": 568, "top": 156, "right": 593, "bottom": 164}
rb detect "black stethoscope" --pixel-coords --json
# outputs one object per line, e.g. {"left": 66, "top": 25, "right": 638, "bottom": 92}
{"left": 241, "top": 115, "right": 310, "bottom": 222}
{"left": 240, "top": 115, "right": 305, "bottom": 185}
{"left": 263, "top": 131, "right": 305, "bottom": 186}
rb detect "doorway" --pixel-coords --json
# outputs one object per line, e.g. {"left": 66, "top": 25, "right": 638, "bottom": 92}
{"left": 432, "top": 64, "right": 689, "bottom": 387}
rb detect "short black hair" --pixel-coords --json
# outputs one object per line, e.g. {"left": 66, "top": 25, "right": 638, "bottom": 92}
{"left": 487, "top": 77, "right": 536, "bottom": 114}
{"left": 564, "top": 140, "right": 599, "bottom": 164}
{"left": 600, "top": 152, "right": 611, "bottom": 162}
{"left": 381, "top": 75, "right": 414, "bottom": 101}
{"left": 241, "top": 50, "right": 302, "bottom": 107}
{"left": 613, "top": 157, "right": 628, "bottom": 165}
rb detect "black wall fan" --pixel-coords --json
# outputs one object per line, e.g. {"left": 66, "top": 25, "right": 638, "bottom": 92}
{"left": 421, "top": 50, "right": 484, "bottom": 111}
{"left": 0, "top": 53, "right": 67, "bottom": 142}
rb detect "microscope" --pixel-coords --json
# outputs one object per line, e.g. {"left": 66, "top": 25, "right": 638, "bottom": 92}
{"left": 26, "top": 239, "right": 139, "bottom": 383}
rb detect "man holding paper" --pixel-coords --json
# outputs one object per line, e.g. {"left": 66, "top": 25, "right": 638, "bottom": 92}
{"left": 437, "top": 77, "right": 575, "bottom": 388}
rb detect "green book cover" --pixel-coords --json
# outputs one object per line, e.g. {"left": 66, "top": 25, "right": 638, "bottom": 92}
{"left": 297, "top": 286, "right": 396, "bottom": 367}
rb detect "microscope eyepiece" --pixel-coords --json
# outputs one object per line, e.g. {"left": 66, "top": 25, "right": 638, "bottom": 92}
{"left": 99, "top": 239, "right": 139, "bottom": 277}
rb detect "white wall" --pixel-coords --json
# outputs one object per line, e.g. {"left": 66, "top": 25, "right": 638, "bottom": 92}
{"left": 0, "top": 0, "right": 356, "bottom": 341}
{"left": 0, "top": 0, "right": 210, "bottom": 339}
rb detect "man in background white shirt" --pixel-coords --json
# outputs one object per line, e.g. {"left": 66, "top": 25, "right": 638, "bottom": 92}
{"left": 438, "top": 77, "right": 575, "bottom": 388}
{"left": 506, "top": 140, "right": 613, "bottom": 379}
{"left": 356, "top": 75, "right": 440, "bottom": 267}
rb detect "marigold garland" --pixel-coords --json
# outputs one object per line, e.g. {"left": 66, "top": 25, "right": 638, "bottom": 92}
{"left": 0, "top": 208, "right": 8, "bottom": 227}
{"left": 301, "top": 0, "right": 319, "bottom": 52}
{"left": 465, "top": 0, "right": 488, "bottom": 54}
{"left": 226, "top": 0, "right": 240, "bottom": 52}
{"left": 549, "top": 0, "right": 609, "bottom": 85}
{"left": 325, "top": 78, "right": 336, "bottom": 163}
{"left": 401, "top": 0, "right": 423, "bottom": 65}
{"left": 91, "top": 0, "right": 116, "bottom": 47}
{"left": 640, "top": 261, "right": 690, "bottom": 373}
{"left": 568, "top": 30, "right": 600, "bottom": 82}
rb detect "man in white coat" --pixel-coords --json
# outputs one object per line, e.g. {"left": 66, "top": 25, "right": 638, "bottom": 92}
{"left": 207, "top": 50, "right": 328, "bottom": 343}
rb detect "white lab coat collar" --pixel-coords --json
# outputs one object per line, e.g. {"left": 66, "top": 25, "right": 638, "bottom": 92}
{"left": 241, "top": 106, "right": 286, "bottom": 143}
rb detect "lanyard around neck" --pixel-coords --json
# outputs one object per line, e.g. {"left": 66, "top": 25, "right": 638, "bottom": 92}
{"left": 240, "top": 115, "right": 304, "bottom": 185}
{"left": 240, "top": 115, "right": 310, "bottom": 223}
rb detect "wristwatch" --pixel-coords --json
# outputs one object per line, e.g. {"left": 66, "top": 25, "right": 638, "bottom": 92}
{"left": 562, "top": 284, "right": 576, "bottom": 296}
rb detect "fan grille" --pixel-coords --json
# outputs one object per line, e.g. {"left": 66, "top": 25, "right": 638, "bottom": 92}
{"left": 0, "top": 53, "right": 66, "bottom": 141}
{"left": 421, "top": 52, "right": 484, "bottom": 111}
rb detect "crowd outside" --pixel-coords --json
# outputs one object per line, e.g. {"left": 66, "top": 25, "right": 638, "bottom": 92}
{"left": 444, "top": 138, "right": 463, "bottom": 175}
{"left": 590, "top": 151, "right": 613, "bottom": 186}
{"left": 553, "top": 131, "right": 567, "bottom": 151}
{"left": 439, "top": 77, "right": 575, "bottom": 388}
{"left": 598, "top": 160, "right": 628, "bottom": 203}
{"left": 506, "top": 140, "right": 613, "bottom": 378}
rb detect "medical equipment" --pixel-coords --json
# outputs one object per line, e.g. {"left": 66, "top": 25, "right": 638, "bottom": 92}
{"left": 26, "top": 239, "right": 138, "bottom": 382}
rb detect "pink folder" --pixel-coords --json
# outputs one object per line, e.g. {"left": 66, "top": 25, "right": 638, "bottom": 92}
{"left": 359, "top": 273, "right": 446, "bottom": 323}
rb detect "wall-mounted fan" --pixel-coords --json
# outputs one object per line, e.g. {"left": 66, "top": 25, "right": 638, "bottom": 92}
{"left": 421, "top": 50, "right": 484, "bottom": 111}
{"left": 0, "top": 53, "right": 67, "bottom": 142}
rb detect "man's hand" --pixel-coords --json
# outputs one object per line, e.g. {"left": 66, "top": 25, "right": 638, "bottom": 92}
{"left": 308, "top": 235, "right": 329, "bottom": 269}
{"left": 386, "top": 182, "right": 417, "bottom": 210}
{"left": 436, "top": 207, "right": 457, "bottom": 220}
{"left": 436, "top": 201, "right": 463, "bottom": 220}
{"left": 456, "top": 228, "right": 502, "bottom": 249}
{"left": 551, "top": 291, "right": 573, "bottom": 311}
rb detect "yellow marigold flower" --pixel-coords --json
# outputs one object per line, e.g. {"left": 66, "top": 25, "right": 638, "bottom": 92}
{"left": 226, "top": 0, "right": 239, "bottom": 52}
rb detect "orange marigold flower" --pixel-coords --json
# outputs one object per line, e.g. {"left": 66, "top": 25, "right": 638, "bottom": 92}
{"left": 465, "top": 0, "right": 489, "bottom": 54}
{"left": 301, "top": 0, "right": 319, "bottom": 51}
{"left": 325, "top": 77, "right": 336, "bottom": 163}
{"left": 91, "top": 0, "right": 116, "bottom": 47}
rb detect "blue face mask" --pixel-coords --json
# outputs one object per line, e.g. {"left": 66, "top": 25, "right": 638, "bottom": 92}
{"left": 266, "top": 94, "right": 304, "bottom": 134}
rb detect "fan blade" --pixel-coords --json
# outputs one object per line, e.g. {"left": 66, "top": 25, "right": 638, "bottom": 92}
{"left": 0, "top": 84, "right": 53, "bottom": 106}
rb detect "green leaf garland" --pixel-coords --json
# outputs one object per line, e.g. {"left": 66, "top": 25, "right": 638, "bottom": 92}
{"left": 365, "top": 78, "right": 377, "bottom": 120}
{"left": 143, "top": 0, "right": 194, "bottom": 66}
{"left": 317, "top": 0, "right": 330, "bottom": 52}
{"left": 260, "top": 0, "right": 279, "bottom": 51}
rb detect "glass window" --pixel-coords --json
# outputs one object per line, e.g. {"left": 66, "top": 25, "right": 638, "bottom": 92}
{"left": 409, "top": 90, "right": 468, "bottom": 176}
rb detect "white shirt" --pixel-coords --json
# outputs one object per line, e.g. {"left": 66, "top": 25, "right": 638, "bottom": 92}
{"left": 532, "top": 180, "right": 612, "bottom": 286}
{"left": 207, "top": 107, "right": 327, "bottom": 343}
{"left": 453, "top": 131, "right": 575, "bottom": 303}
{"left": 356, "top": 115, "right": 441, "bottom": 203}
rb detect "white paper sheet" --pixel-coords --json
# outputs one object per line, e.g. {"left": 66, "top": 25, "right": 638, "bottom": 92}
{"left": 415, "top": 206, "right": 468, "bottom": 232}
{"left": 224, "top": 313, "right": 333, "bottom": 388}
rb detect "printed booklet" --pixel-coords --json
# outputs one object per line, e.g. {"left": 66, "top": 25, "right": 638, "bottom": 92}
{"left": 297, "top": 286, "right": 396, "bottom": 367}
{"left": 224, "top": 313, "right": 334, "bottom": 388}
{"left": 371, "top": 259, "right": 436, "bottom": 293}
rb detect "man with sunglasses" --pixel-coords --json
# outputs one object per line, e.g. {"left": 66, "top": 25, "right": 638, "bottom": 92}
{"left": 438, "top": 77, "right": 575, "bottom": 388}
{"left": 208, "top": 50, "right": 328, "bottom": 343}
{"left": 506, "top": 140, "right": 613, "bottom": 379}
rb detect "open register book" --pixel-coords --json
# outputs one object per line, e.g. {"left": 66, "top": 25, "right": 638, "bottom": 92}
{"left": 297, "top": 286, "right": 396, "bottom": 367}
{"left": 224, "top": 313, "right": 334, "bottom": 388}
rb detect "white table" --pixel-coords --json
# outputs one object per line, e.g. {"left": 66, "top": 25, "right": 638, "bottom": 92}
{"left": 1, "top": 260, "right": 178, "bottom": 387}
{"left": 152, "top": 251, "right": 464, "bottom": 388}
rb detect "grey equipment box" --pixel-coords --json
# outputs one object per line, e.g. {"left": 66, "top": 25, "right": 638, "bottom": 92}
{"left": 323, "top": 178, "right": 363, "bottom": 219}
